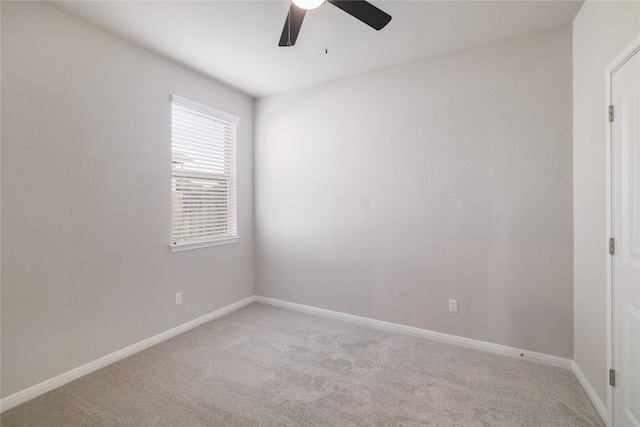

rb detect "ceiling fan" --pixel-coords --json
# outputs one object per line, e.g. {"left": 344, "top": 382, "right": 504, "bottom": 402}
{"left": 279, "top": 0, "right": 392, "bottom": 47}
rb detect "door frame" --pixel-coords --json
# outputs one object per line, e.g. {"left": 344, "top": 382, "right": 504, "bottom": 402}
{"left": 606, "top": 33, "right": 640, "bottom": 427}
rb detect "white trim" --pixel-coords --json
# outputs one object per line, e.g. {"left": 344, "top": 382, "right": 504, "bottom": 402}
{"left": 169, "top": 236, "right": 241, "bottom": 252}
{"left": 1, "top": 295, "right": 597, "bottom": 414}
{"left": 170, "top": 94, "right": 239, "bottom": 123}
{"left": 0, "top": 295, "right": 256, "bottom": 413}
{"left": 605, "top": 46, "right": 615, "bottom": 427}
{"left": 605, "top": 33, "right": 640, "bottom": 427}
{"left": 255, "top": 296, "right": 573, "bottom": 370}
{"left": 573, "top": 361, "right": 608, "bottom": 424}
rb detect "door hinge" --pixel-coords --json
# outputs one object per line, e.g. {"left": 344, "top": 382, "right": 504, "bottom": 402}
{"left": 610, "top": 369, "right": 616, "bottom": 387}
{"left": 609, "top": 237, "right": 615, "bottom": 255}
{"left": 609, "top": 105, "right": 614, "bottom": 122}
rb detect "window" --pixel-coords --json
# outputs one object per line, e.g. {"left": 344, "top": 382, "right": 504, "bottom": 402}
{"left": 170, "top": 95, "right": 239, "bottom": 252}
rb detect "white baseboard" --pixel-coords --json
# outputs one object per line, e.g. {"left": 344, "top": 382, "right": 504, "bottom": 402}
{"left": 255, "top": 296, "right": 574, "bottom": 370}
{"left": 1, "top": 294, "right": 592, "bottom": 415}
{"left": 0, "top": 295, "right": 257, "bottom": 413}
{"left": 572, "top": 361, "right": 608, "bottom": 425}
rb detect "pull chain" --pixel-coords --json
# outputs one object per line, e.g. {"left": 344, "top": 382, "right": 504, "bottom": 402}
{"left": 325, "top": 18, "right": 328, "bottom": 54}
{"left": 324, "top": 1, "right": 328, "bottom": 53}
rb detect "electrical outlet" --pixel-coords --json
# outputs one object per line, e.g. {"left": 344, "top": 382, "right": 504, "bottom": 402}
{"left": 175, "top": 292, "right": 182, "bottom": 305}
{"left": 448, "top": 299, "right": 458, "bottom": 313}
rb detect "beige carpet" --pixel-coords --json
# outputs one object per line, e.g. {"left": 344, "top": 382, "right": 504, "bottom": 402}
{"left": 2, "top": 303, "right": 604, "bottom": 426}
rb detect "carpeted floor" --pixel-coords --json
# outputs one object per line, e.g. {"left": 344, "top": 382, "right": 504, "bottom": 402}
{"left": 1, "top": 303, "right": 604, "bottom": 426}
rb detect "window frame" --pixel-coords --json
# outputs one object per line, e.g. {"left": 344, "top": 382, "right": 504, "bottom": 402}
{"left": 169, "top": 94, "right": 240, "bottom": 252}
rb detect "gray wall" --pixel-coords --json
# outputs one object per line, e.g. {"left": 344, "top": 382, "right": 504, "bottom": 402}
{"left": 255, "top": 26, "right": 574, "bottom": 358}
{"left": 572, "top": 0, "right": 639, "bottom": 406}
{"left": 1, "top": 2, "right": 254, "bottom": 398}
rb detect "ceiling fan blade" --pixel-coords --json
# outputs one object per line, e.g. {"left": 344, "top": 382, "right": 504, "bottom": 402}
{"left": 278, "top": 3, "right": 306, "bottom": 47}
{"left": 328, "top": 0, "right": 391, "bottom": 30}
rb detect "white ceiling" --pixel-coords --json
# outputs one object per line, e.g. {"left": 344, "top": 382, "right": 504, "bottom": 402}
{"left": 50, "top": 0, "right": 583, "bottom": 98}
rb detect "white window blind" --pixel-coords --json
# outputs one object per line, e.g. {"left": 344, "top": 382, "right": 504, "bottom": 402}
{"left": 170, "top": 95, "right": 239, "bottom": 251}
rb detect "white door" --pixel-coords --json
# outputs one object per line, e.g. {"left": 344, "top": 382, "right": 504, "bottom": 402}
{"left": 612, "top": 44, "right": 640, "bottom": 427}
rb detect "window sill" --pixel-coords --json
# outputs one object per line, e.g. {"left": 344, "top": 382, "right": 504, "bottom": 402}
{"left": 169, "top": 236, "right": 240, "bottom": 252}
